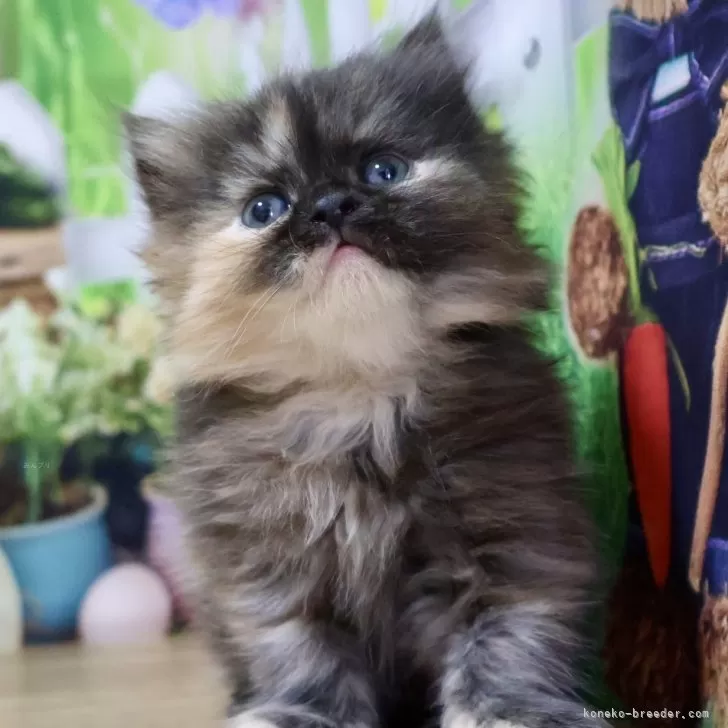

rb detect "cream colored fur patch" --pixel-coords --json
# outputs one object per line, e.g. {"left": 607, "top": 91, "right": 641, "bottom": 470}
{"left": 229, "top": 714, "right": 279, "bottom": 728}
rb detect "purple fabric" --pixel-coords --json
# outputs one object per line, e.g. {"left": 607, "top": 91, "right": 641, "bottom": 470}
{"left": 608, "top": 1, "right": 728, "bottom": 583}
{"left": 608, "top": 2, "right": 728, "bottom": 290}
{"left": 609, "top": 0, "right": 728, "bottom": 162}
{"left": 705, "top": 538, "right": 728, "bottom": 594}
{"left": 643, "top": 266, "right": 728, "bottom": 578}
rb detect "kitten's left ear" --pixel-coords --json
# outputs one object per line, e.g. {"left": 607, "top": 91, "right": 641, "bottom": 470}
{"left": 123, "top": 112, "right": 198, "bottom": 218}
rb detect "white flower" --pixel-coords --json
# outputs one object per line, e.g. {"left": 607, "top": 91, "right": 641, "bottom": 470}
{"left": 116, "top": 303, "right": 162, "bottom": 359}
{"left": 144, "top": 357, "right": 175, "bottom": 405}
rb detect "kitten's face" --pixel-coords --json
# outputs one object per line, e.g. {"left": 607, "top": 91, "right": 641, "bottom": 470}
{"left": 127, "top": 18, "right": 545, "bottom": 384}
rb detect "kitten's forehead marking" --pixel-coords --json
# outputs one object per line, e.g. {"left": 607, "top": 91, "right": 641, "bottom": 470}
{"left": 355, "top": 100, "right": 404, "bottom": 141}
{"left": 262, "top": 94, "right": 295, "bottom": 159}
{"left": 225, "top": 94, "right": 295, "bottom": 183}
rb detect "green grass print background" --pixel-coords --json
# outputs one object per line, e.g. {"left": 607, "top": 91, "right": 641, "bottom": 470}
{"left": 519, "top": 31, "right": 627, "bottom": 708}
{"left": 2, "top": 0, "right": 629, "bottom": 569}
{"left": 13, "top": 0, "right": 250, "bottom": 216}
{"left": 501, "top": 23, "right": 627, "bottom": 573}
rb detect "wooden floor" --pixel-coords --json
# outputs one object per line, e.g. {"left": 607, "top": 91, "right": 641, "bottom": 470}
{"left": 0, "top": 634, "right": 226, "bottom": 727}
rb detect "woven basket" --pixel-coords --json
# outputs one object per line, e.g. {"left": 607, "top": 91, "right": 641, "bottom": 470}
{"left": 604, "top": 554, "right": 701, "bottom": 727}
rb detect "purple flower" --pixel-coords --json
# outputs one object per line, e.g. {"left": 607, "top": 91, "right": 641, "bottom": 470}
{"left": 206, "top": 0, "right": 241, "bottom": 15}
{"left": 238, "top": 0, "right": 269, "bottom": 20}
{"left": 134, "top": 0, "right": 247, "bottom": 29}
{"left": 134, "top": 0, "right": 203, "bottom": 29}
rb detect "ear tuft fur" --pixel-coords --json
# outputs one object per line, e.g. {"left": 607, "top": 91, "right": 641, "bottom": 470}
{"left": 395, "top": 9, "right": 449, "bottom": 54}
{"left": 123, "top": 112, "right": 196, "bottom": 217}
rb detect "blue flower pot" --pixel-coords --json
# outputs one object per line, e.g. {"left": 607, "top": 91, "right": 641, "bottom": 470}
{"left": 0, "top": 488, "right": 113, "bottom": 642}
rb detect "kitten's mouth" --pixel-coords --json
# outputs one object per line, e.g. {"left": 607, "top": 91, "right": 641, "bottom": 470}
{"left": 325, "top": 229, "right": 373, "bottom": 270}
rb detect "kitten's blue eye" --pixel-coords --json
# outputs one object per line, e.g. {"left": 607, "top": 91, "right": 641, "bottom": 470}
{"left": 242, "top": 192, "right": 290, "bottom": 228}
{"left": 362, "top": 155, "right": 409, "bottom": 186}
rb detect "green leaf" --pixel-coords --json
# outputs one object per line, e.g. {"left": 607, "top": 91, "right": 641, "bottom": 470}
{"left": 1, "top": 289, "right": 173, "bottom": 511}
{"left": 0, "top": 143, "right": 60, "bottom": 228}
{"left": 76, "top": 280, "right": 138, "bottom": 320}
{"left": 626, "top": 161, "right": 641, "bottom": 199}
{"left": 369, "top": 0, "right": 387, "bottom": 23}
{"left": 592, "top": 124, "right": 642, "bottom": 313}
{"left": 300, "top": 0, "right": 329, "bottom": 67}
{"left": 666, "top": 334, "right": 691, "bottom": 411}
{"left": 483, "top": 105, "right": 504, "bottom": 132}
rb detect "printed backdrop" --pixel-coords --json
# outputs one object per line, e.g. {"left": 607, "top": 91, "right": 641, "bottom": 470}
{"left": 0, "top": 0, "right": 627, "bottom": 569}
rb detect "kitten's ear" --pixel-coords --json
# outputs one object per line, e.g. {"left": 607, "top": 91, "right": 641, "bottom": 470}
{"left": 394, "top": 8, "right": 473, "bottom": 92}
{"left": 123, "top": 112, "right": 196, "bottom": 216}
{"left": 396, "top": 10, "right": 450, "bottom": 54}
{"left": 397, "top": 1, "right": 515, "bottom": 111}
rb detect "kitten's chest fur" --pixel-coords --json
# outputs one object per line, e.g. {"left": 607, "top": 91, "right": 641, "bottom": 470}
{"left": 178, "top": 382, "right": 419, "bottom": 619}
{"left": 275, "top": 386, "right": 413, "bottom": 601}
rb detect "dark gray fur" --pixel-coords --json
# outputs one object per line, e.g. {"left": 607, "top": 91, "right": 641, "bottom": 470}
{"left": 127, "top": 15, "right": 605, "bottom": 728}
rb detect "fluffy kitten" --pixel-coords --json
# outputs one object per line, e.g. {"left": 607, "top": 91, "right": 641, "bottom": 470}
{"left": 127, "top": 16, "right": 602, "bottom": 728}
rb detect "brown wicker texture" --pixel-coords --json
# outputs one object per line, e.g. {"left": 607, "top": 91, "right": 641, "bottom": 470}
{"left": 604, "top": 556, "right": 702, "bottom": 727}
{"left": 567, "top": 206, "right": 630, "bottom": 360}
{"left": 699, "top": 106, "right": 728, "bottom": 250}
{"left": 700, "top": 595, "right": 728, "bottom": 727}
{"left": 0, "top": 226, "right": 62, "bottom": 315}
{"left": 0, "top": 277, "right": 56, "bottom": 315}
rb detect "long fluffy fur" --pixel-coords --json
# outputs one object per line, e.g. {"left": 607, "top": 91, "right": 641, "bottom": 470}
{"left": 127, "top": 16, "right": 602, "bottom": 728}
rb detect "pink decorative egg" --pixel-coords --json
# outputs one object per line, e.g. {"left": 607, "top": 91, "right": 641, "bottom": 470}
{"left": 79, "top": 563, "right": 172, "bottom": 646}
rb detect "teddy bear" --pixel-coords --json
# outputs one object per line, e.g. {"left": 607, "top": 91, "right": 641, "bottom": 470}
{"left": 691, "top": 81, "right": 728, "bottom": 728}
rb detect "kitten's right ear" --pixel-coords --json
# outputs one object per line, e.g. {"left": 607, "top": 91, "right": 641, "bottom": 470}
{"left": 396, "top": 9, "right": 449, "bottom": 53}
{"left": 393, "top": 7, "right": 477, "bottom": 97}
{"left": 123, "top": 112, "right": 195, "bottom": 216}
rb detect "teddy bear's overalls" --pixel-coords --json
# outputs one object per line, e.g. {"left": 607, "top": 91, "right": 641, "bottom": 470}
{"left": 608, "top": 0, "right": 728, "bottom": 581}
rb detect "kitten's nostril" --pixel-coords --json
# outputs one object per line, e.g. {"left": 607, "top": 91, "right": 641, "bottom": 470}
{"left": 339, "top": 197, "right": 359, "bottom": 217}
{"left": 310, "top": 192, "right": 360, "bottom": 227}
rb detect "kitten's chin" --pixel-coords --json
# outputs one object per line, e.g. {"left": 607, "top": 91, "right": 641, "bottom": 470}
{"left": 293, "top": 257, "right": 419, "bottom": 376}
{"left": 300, "top": 239, "right": 385, "bottom": 299}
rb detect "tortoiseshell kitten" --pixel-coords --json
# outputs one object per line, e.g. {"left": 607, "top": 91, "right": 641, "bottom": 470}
{"left": 126, "top": 15, "right": 603, "bottom": 728}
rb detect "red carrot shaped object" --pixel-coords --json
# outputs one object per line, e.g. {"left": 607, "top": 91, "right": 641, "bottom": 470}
{"left": 593, "top": 125, "right": 675, "bottom": 587}
{"left": 623, "top": 322, "right": 672, "bottom": 587}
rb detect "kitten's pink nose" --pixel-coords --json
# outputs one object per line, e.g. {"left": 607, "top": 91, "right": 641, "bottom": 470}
{"left": 310, "top": 192, "right": 360, "bottom": 228}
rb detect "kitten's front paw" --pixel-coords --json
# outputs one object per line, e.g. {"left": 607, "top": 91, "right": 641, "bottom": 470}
{"left": 229, "top": 709, "right": 366, "bottom": 728}
{"left": 442, "top": 708, "right": 526, "bottom": 728}
{"left": 229, "top": 712, "right": 281, "bottom": 728}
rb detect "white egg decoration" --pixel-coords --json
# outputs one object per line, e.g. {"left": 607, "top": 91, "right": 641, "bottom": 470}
{"left": 0, "top": 546, "right": 22, "bottom": 654}
{"left": 79, "top": 563, "right": 172, "bottom": 646}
